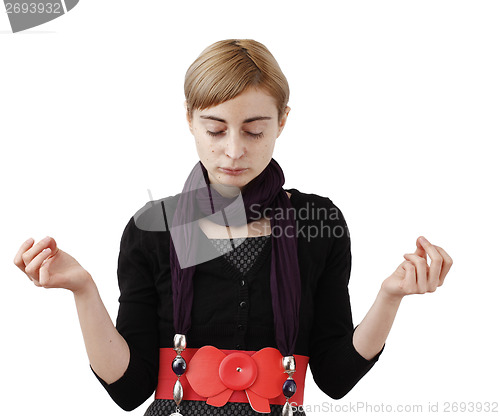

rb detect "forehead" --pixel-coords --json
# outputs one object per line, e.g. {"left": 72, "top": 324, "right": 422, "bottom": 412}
{"left": 196, "top": 88, "right": 278, "bottom": 121}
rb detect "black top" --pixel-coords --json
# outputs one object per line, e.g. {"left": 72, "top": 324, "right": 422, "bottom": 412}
{"left": 91, "top": 188, "right": 385, "bottom": 412}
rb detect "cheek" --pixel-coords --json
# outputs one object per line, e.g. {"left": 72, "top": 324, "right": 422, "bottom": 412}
{"left": 261, "top": 142, "right": 272, "bottom": 155}
{"left": 195, "top": 139, "right": 217, "bottom": 157}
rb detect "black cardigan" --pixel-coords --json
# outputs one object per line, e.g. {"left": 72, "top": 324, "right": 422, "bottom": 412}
{"left": 91, "top": 188, "right": 384, "bottom": 411}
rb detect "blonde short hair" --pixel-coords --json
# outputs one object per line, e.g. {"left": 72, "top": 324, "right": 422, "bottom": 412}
{"left": 184, "top": 39, "right": 290, "bottom": 123}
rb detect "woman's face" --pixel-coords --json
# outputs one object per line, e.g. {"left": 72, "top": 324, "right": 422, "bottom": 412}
{"left": 186, "top": 87, "right": 290, "bottom": 193}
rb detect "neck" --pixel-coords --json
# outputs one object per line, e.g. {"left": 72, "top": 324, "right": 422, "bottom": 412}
{"left": 211, "top": 182, "right": 243, "bottom": 199}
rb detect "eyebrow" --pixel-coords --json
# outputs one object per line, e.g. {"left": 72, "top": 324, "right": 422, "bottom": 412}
{"left": 199, "top": 115, "right": 272, "bottom": 123}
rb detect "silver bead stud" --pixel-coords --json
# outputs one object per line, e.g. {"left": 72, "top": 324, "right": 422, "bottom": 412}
{"left": 282, "top": 401, "right": 293, "bottom": 416}
{"left": 173, "top": 334, "right": 186, "bottom": 352}
{"left": 173, "top": 379, "right": 183, "bottom": 406}
{"left": 282, "top": 355, "right": 296, "bottom": 375}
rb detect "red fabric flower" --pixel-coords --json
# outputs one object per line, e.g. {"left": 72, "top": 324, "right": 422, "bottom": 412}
{"left": 185, "top": 345, "right": 288, "bottom": 413}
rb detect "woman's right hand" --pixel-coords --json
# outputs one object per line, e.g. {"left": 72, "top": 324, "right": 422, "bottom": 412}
{"left": 13, "top": 236, "right": 94, "bottom": 294}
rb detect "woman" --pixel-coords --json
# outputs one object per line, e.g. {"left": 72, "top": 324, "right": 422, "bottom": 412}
{"left": 13, "top": 39, "right": 453, "bottom": 416}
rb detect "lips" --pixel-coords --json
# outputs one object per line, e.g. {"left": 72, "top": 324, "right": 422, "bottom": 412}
{"left": 219, "top": 167, "right": 248, "bottom": 176}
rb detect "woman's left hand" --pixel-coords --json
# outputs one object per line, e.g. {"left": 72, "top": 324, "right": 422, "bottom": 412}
{"left": 381, "top": 236, "right": 453, "bottom": 301}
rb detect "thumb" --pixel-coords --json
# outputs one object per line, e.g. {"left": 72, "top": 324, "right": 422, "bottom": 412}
{"left": 39, "top": 253, "right": 55, "bottom": 287}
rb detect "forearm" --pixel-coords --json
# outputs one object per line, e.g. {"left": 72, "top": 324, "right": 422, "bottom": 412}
{"left": 352, "top": 288, "right": 403, "bottom": 361}
{"left": 73, "top": 276, "right": 130, "bottom": 384}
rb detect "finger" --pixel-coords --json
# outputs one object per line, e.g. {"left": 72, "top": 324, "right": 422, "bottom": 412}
{"left": 39, "top": 252, "right": 60, "bottom": 288}
{"left": 21, "top": 236, "right": 56, "bottom": 267}
{"left": 13, "top": 238, "right": 35, "bottom": 271}
{"left": 415, "top": 239, "right": 430, "bottom": 274}
{"left": 24, "top": 248, "right": 52, "bottom": 284}
{"left": 401, "top": 261, "right": 417, "bottom": 295}
{"left": 403, "top": 253, "right": 429, "bottom": 293}
{"left": 32, "top": 278, "right": 43, "bottom": 287}
{"left": 434, "top": 245, "right": 453, "bottom": 286}
{"left": 414, "top": 238, "right": 427, "bottom": 261}
{"left": 416, "top": 236, "right": 443, "bottom": 291}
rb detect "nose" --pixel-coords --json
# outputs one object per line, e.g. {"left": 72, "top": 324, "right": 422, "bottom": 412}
{"left": 224, "top": 132, "right": 245, "bottom": 160}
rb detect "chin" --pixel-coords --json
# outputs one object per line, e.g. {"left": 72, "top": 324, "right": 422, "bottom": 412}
{"left": 216, "top": 178, "right": 249, "bottom": 192}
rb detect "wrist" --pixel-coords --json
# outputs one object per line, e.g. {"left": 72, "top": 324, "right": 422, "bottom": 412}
{"left": 378, "top": 285, "right": 404, "bottom": 305}
{"left": 72, "top": 272, "right": 97, "bottom": 299}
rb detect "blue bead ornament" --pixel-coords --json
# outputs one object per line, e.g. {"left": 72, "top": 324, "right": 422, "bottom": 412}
{"left": 172, "top": 356, "right": 187, "bottom": 376}
{"left": 282, "top": 378, "right": 297, "bottom": 398}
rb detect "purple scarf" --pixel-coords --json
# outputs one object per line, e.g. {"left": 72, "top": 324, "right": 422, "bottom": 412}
{"left": 169, "top": 158, "right": 301, "bottom": 357}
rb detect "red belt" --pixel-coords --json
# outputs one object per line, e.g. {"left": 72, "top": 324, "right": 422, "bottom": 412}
{"left": 156, "top": 346, "right": 309, "bottom": 412}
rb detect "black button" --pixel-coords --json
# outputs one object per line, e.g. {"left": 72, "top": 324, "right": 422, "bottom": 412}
{"left": 235, "top": 344, "right": 242, "bottom": 349}
{"left": 239, "top": 301, "right": 247, "bottom": 309}
{"left": 240, "top": 280, "right": 246, "bottom": 286}
{"left": 237, "top": 324, "right": 245, "bottom": 331}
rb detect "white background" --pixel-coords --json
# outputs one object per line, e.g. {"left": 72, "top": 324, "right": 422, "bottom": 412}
{"left": 1, "top": 1, "right": 499, "bottom": 415}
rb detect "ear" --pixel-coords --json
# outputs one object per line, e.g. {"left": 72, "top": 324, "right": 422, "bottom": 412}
{"left": 276, "top": 106, "right": 290, "bottom": 138}
{"left": 185, "top": 101, "right": 193, "bottom": 133}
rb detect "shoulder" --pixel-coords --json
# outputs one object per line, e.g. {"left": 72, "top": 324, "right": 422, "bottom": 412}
{"left": 130, "top": 193, "right": 182, "bottom": 233}
{"left": 119, "top": 193, "right": 183, "bottom": 254}
{"left": 284, "top": 188, "right": 350, "bottom": 249}
{"left": 285, "top": 187, "right": 336, "bottom": 205}
{"left": 284, "top": 188, "right": 347, "bottom": 222}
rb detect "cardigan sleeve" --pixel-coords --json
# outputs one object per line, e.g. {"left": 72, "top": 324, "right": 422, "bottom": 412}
{"left": 90, "top": 216, "right": 160, "bottom": 411}
{"left": 308, "top": 201, "right": 384, "bottom": 399}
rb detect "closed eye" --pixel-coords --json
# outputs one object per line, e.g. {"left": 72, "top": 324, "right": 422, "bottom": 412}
{"left": 206, "top": 130, "right": 224, "bottom": 137}
{"left": 206, "top": 130, "right": 264, "bottom": 139}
